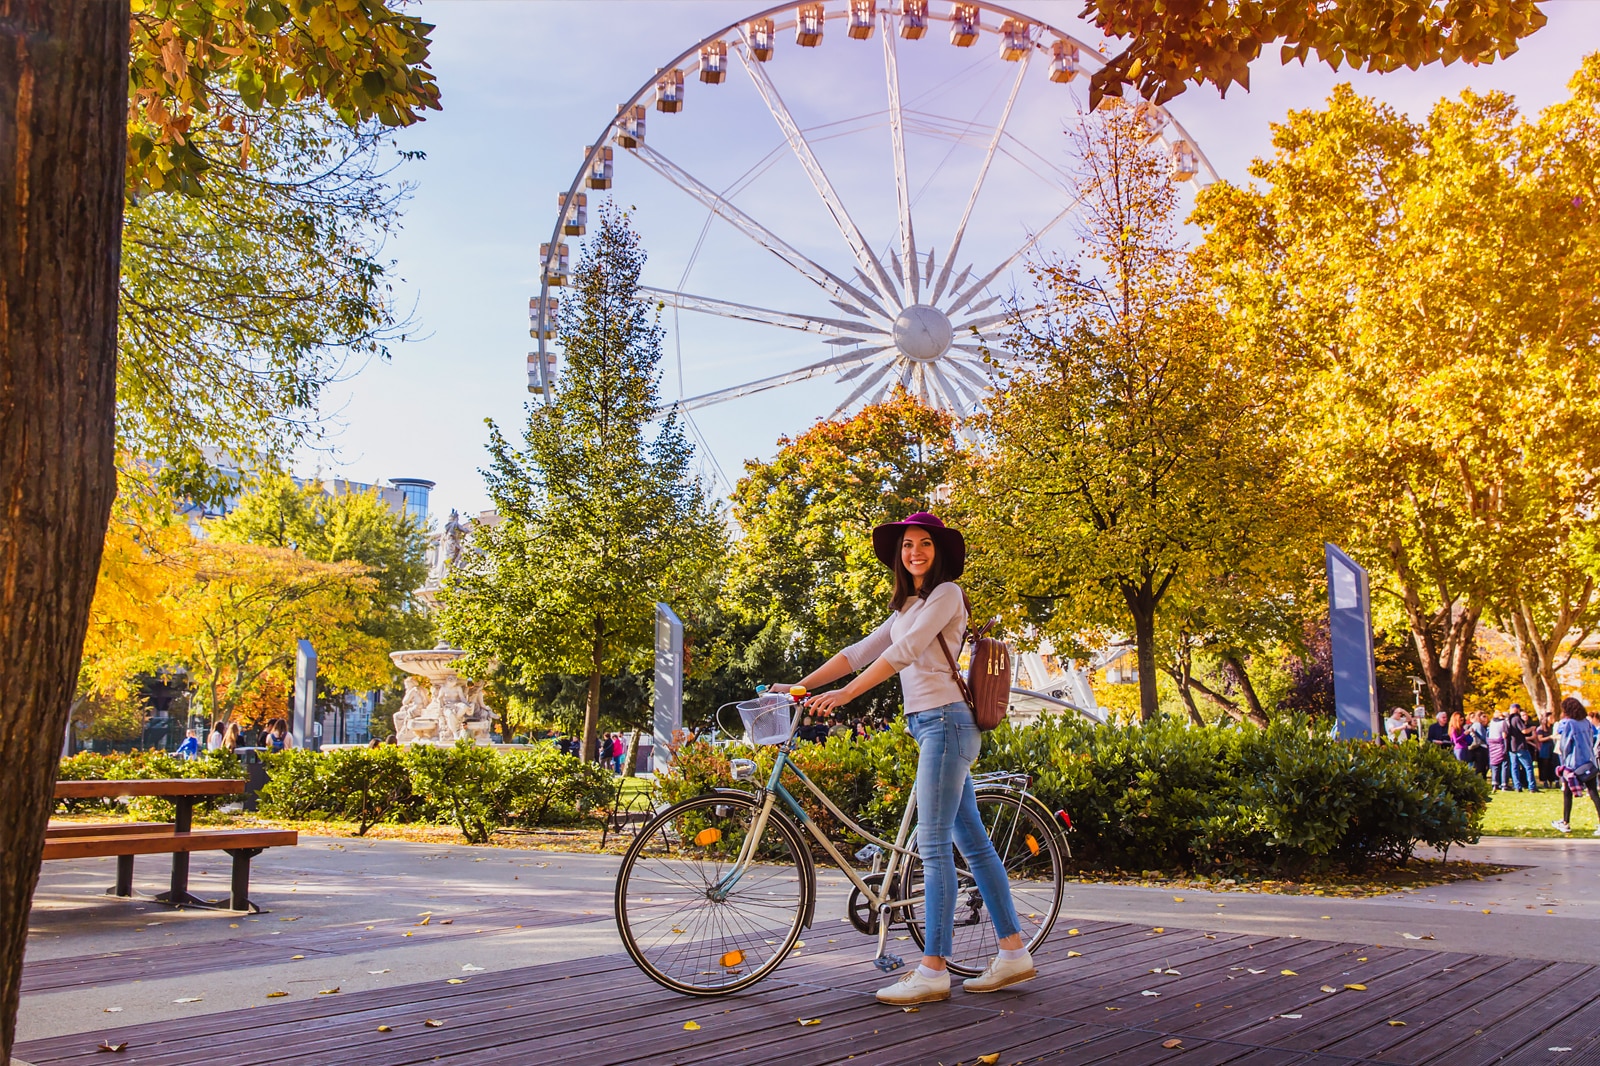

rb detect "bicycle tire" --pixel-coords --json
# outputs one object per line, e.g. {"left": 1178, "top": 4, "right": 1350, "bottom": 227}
{"left": 904, "top": 787, "right": 1066, "bottom": 976}
{"left": 615, "top": 791, "right": 813, "bottom": 995}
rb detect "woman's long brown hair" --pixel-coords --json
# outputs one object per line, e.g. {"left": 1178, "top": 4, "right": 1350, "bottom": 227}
{"left": 889, "top": 530, "right": 950, "bottom": 611}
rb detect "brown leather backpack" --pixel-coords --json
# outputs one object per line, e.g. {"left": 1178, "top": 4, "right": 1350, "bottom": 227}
{"left": 936, "top": 594, "right": 1011, "bottom": 731}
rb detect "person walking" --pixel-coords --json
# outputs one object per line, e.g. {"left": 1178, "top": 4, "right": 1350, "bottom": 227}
{"left": 1506, "top": 703, "right": 1540, "bottom": 792}
{"left": 793, "top": 512, "right": 1033, "bottom": 1006}
{"left": 1551, "top": 697, "right": 1600, "bottom": 835}
{"left": 176, "top": 729, "right": 201, "bottom": 760}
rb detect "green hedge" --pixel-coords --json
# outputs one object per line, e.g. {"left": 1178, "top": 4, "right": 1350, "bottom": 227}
{"left": 56, "top": 749, "right": 245, "bottom": 821}
{"left": 659, "top": 715, "right": 1491, "bottom": 874}
{"left": 257, "top": 741, "right": 614, "bottom": 843}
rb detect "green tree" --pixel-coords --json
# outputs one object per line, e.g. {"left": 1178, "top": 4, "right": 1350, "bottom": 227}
{"left": 438, "top": 204, "right": 725, "bottom": 763}
{"left": 726, "top": 391, "right": 964, "bottom": 700}
{"left": 963, "top": 111, "right": 1308, "bottom": 724}
{"left": 211, "top": 471, "right": 432, "bottom": 654}
{"left": 1193, "top": 59, "right": 1600, "bottom": 720}
{"left": 119, "top": 103, "right": 417, "bottom": 499}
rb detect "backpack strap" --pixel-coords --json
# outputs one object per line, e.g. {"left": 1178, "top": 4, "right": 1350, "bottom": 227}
{"left": 936, "top": 632, "right": 975, "bottom": 711}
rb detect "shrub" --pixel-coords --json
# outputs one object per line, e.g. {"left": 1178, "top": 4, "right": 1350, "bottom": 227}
{"left": 56, "top": 748, "right": 245, "bottom": 820}
{"left": 657, "top": 714, "right": 1491, "bottom": 875}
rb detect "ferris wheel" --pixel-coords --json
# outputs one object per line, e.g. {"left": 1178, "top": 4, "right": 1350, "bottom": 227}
{"left": 529, "top": 1, "right": 1218, "bottom": 423}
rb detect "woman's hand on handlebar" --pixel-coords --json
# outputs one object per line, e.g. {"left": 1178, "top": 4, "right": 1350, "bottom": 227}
{"left": 806, "top": 688, "right": 852, "bottom": 714}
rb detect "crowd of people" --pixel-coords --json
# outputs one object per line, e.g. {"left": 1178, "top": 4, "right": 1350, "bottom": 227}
{"left": 1386, "top": 696, "right": 1600, "bottom": 834}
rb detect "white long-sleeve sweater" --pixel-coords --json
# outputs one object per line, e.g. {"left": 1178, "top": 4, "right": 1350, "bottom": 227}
{"left": 842, "top": 581, "right": 968, "bottom": 715}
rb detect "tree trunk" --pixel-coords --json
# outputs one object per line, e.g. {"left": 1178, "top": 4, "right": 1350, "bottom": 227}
{"left": 1392, "top": 544, "right": 1479, "bottom": 719}
{"left": 624, "top": 728, "right": 640, "bottom": 777}
{"left": 582, "top": 617, "right": 603, "bottom": 763}
{"left": 1221, "top": 654, "right": 1270, "bottom": 728}
{"left": 1126, "top": 587, "right": 1159, "bottom": 723}
{"left": 1501, "top": 588, "right": 1589, "bottom": 721}
{"left": 0, "top": 3, "right": 126, "bottom": 1059}
{"left": 1165, "top": 666, "right": 1206, "bottom": 726}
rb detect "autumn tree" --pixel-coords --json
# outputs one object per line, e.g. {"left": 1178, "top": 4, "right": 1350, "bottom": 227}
{"left": 212, "top": 471, "right": 432, "bottom": 654}
{"left": 1081, "top": 0, "right": 1546, "bottom": 108}
{"left": 1193, "top": 58, "right": 1600, "bottom": 720}
{"left": 437, "top": 205, "right": 725, "bottom": 763}
{"left": 1, "top": 5, "right": 439, "bottom": 1055}
{"left": 963, "top": 111, "right": 1309, "bottom": 724}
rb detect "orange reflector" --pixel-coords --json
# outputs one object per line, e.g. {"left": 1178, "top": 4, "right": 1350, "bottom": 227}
{"left": 693, "top": 828, "right": 722, "bottom": 847}
{"left": 720, "top": 949, "right": 745, "bottom": 967}
{"left": 1026, "top": 834, "right": 1041, "bottom": 856}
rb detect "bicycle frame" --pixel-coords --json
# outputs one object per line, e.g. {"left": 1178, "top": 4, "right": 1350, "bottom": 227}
{"left": 712, "top": 728, "right": 1047, "bottom": 968}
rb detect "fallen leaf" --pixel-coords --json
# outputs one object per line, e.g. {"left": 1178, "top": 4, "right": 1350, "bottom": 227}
{"left": 1165, "top": 969, "right": 1181, "bottom": 975}
{"left": 279, "top": 916, "right": 299, "bottom": 922}
{"left": 462, "top": 964, "right": 484, "bottom": 972}
{"left": 1204, "top": 934, "right": 1217, "bottom": 939}
{"left": 173, "top": 996, "right": 203, "bottom": 1004}
{"left": 289, "top": 955, "right": 305, "bottom": 960}
{"left": 369, "top": 969, "right": 391, "bottom": 975}
{"left": 423, "top": 1019, "right": 444, "bottom": 1028}
{"left": 1401, "top": 933, "right": 1435, "bottom": 941}
{"left": 683, "top": 1021, "right": 701, "bottom": 1031}
{"left": 1550, "top": 1047, "right": 1574, "bottom": 1052}
{"left": 1388, "top": 1020, "right": 1406, "bottom": 1027}
{"left": 1173, "top": 897, "right": 1185, "bottom": 902}
{"left": 438, "top": 919, "right": 453, "bottom": 925}
{"left": 266, "top": 991, "right": 288, "bottom": 999}
{"left": 376, "top": 1025, "right": 392, "bottom": 1033}
{"left": 977, "top": 1056, "right": 1000, "bottom": 1065}
{"left": 1067, "top": 928, "right": 1080, "bottom": 935}
{"left": 1280, "top": 970, "right": 1298, "bottom": 976}
{"left": 1246, "top": 968, "right": 1265, "bottom": 975}
{"left": 97, "top": 1041, "right": 128, "bottom": 1053}
{"left": 1482, "top": 909, "right": 1491, "bottom": 915}
{"left": 798, "top": 1018, "right": 821, "bottom": 1026}
{"left": 1162, "top": 1039, "right": 1184, "bottom": 1049}
{"left": 1067, "top": 950, "right": 1083, "bottom": 957}
{"left": 901, "top": 1007, "right": 919, "bottom": 1013}
{"left": 417, "top": 916, "right": 431, "bottom": 926}
{"left": 229, "top": 923, "right": 239, "bottom": 928}
{"left": 1345, "top": 984, "right": 1367, "bottom": 991}
{"left": 1141, "top": 990, "right": 1161, "bottom": 997}
{"left": 1321, "top": 985, "right": 1338, "bottom": 993}
{"left": 1106, "top": 1006, "right": 1121, "bottom": 1011}
{"left": 1152, "top": 927, "right": 1165, "bottom": 933}
{"left": 446, "top": 978, "right": 466, "bottom": 985}
{"left": 318, "top": 987, "right": 340, "bottom": 996}
{"left": 1278, "top": 1014, "right": 1302, "bottom": 1020}
{"left": 1358, "top": 957, "right": 1368, "bottom": 962}
{"left": 103, "top": 1007, "right": 122, "bottom": 1013}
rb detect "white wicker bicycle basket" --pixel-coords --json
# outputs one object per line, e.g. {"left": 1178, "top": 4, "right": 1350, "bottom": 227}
{"left": 736, "top": 693, "right": 798, "bottom": 747}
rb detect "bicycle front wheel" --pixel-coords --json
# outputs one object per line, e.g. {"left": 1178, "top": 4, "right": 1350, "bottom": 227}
{"left": 906, "top": 788, "right": 1066, "bottom": 976}
{"left": 615, "top": 792, "right": 813, "bottom": 995}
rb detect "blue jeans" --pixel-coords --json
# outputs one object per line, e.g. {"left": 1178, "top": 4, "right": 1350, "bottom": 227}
{"left": 1492, "top": 759, "right": 1509, "bottom": 789}
{"left": 1510, "top": 750, "right": 1539, "bottom": 792}
{"left": 906, "top": 703, "right": 1022, "bottom": 959}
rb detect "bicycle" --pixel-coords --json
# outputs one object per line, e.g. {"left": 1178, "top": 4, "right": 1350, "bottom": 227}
{"left": 613, "top": 688, "right": 1070, "bottom": 995}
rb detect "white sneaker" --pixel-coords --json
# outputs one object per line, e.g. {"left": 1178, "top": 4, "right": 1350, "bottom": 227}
{"left": 962, "top": 951, "right": 1037, "bottom": 993}
{"left": 1552, "top": 819, "right": 1571, "bottom": 833}
{"left": 875, "top": 967, "right": 951, "bottom": 1005}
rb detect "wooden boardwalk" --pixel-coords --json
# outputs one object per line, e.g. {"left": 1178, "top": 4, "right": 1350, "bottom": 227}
{"left": 17, "top": 917, "right": 1600, "bottom": 1065}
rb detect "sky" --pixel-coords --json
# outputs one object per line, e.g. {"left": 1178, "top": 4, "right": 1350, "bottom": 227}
{"left": 300, "top": 0, "right": 1600, "bottom": 524}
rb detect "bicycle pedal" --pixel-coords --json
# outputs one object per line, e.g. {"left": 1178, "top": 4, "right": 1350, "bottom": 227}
{"left": 873, "top": 953, "right": 905, "bottom": 973}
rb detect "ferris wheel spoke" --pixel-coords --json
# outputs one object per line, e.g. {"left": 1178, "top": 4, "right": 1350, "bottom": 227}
{"left": 945, "top": 356, "right": 996, "bottom": 392}
{"left": 640, "top": 286, "right": 887, "bottom": 338}
{"left": 881, "top": 13, "right": 918, "bottom": 304}
{"left": 663, "top": 347, "right": 890, "bottom": 414}
{"left": 630, "top": 143, "right": 892, "bottom": 323}
{"left": 926, "top": 362, "right": 965, "bottom": 413}
{"left": 946, "top": 186, "right": 1093, "bottom": 316}
{"left": 929, "top": 50, "right": 1031, "bottom": 306}
{"left": 829, "top": 360, "right": 898, "bottom": 419}
{"left": 734, "top": 32, "right": 903, "bottom": 308}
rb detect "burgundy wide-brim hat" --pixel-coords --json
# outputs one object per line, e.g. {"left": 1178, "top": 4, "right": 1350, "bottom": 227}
{"left": 872, "top": 512, "right": 966, "bottom": 578}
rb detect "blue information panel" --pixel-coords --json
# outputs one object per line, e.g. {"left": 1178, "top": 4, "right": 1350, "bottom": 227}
{"left": 653, "top": 604, "right": 683, "bottom": 772}
{"left": 1325, "top": 544, "right": 1379, "bottom": 741}
{"left": 294, "top": 638, "right": 318, "bottom": 751}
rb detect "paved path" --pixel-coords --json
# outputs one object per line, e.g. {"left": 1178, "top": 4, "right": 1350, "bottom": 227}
{"left": 14, "top": 835, "right": 1600, "bottom": 1065}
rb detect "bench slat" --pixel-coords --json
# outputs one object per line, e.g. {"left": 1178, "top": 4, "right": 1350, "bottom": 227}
{"left": 54, "top": 779, "right": 245, "bottom": 800}
{"left": 47, "top": 822, "right": 174, "bottom": 839}
{"left": 42, "top": 828, "right": 297, "bottom": 861}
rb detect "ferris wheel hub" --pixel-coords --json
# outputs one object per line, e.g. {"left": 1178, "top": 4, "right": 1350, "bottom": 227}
{"left": 892, "top": 304, "right": 954, "bottom": 364}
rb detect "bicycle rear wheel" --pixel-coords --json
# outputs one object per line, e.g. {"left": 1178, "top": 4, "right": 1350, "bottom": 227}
{"left": 615, "top": 792, "right": 812, "bottom": 995}
{"left": 905, "top": 788, "right": 1066, "bottom": 976}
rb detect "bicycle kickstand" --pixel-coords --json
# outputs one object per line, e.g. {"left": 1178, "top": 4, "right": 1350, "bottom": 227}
{"left": 872, "top": 904, "right": 905, "bottom": 973}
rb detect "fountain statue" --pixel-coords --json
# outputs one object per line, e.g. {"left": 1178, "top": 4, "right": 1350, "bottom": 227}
{"left": 389, "top": 644, "right": 496, "bottom": 744}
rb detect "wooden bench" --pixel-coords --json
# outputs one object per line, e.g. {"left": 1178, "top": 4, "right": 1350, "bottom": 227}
{"left": 49, "top": 779, "right": 297, "bottom": 912}
{"left": 42, "top": 828, "right": 297, "bottom": 912}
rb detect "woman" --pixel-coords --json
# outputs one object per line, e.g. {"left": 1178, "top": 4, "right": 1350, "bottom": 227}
{"left": 1448, "top": 712, "right": 1472, "bottom": 764}
{"left": 207, "top": 721, "right": 226, "bottom": 752}
{"left": 1487, "top": 712, "right": 1509, "bottom": 790}
{"left": 265, "top": 718, "right": 293, "bottom": 752}
{"left": 794, "top": 512, "right": 1032, "bottom": 1006}
{"left": 222, "top": 721, "right": 242, "bottom": 753}
{"left": 1552, "top": 697, "right": 1600, "bottom": 835}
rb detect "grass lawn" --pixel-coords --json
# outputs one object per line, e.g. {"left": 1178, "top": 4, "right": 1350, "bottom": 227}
{"left": 1482, "top": 784, "right": 1600, "bottom": 838}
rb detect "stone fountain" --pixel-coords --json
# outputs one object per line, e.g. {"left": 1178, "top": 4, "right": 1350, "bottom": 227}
{"left": 389, "top": 643, "right": 496, "bottom": 745}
